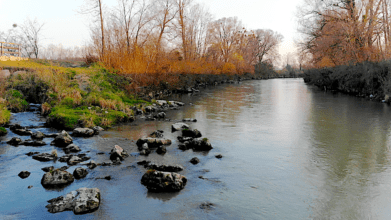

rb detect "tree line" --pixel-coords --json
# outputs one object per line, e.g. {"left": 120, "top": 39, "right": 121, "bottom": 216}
{"left": 81, "top": 0, "right": 283, "bottom": 75}
{"left": 298, "top": 0, "right": 391, "bottom": 68}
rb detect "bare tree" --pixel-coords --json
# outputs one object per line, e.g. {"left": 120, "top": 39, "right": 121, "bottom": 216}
{"left": 20, "top": 18, "right": 45, "bottom": 58}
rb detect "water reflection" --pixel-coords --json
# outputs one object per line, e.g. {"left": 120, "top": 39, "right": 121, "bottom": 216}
{"left": 307, "top": 91, "right": 391, "bottom": 219}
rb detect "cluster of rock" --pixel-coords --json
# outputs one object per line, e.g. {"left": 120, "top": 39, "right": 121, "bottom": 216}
{"left": 45, "top": 188, "right": 101, "bottom": 214}
{"left": 141, "top": 170, "right": 187, "bottom": 192}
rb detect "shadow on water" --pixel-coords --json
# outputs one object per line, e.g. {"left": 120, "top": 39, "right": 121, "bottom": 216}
{"left": 147, "top": 191, "right": 180, "bottom": 201}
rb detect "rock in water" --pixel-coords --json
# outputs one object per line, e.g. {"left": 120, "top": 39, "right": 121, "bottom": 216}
{"left": 190, "top": 157, "right": 200, "bottom": 164}
{"left": 73, "top": 167, "right": 88, "bottom": 179}
{"left": 41, "top": 169, "right": 74, "bottom": 188}
{"left": 7, "top": 137, "right": 23, "bottom": 145}
{"left": 144, "top": 163, "right": 183, "bottom": 172}
{"left": 109, "top": 145, "right": 129, "bottom": 161}
{"left": 51, "top": 131, "right": 73, "bottom": 147}
{"left": 45, "top": 188, "right": 101, "bottom": 214}
{"left": 187, "top": 138, "right": 213, "bottom": 151}
{"left": 32, "top": 153, "right": 57, "bottom": 162}
{"left": 141, "top": 170, "right": 187, "bottom": 192}
{"left": 87, "top": 160, "right": 97, "bottom": 169}
{"left": 92, "top": 126, "right": 104, "bottom": 135}
{"left": 72, "top": 128, "right": 95, "bottom": 137}
{"left": 139, "top": 143, "right": 151, "bottom": 155}
{"left": 171, "top": 123, "right": 190, "bottom": 132}
{"left": 18, "top": 171, "right": 31, "bottom": 179}
{"left": 136, "top": 138, "right": 172, "bottom": 148}
{"left": 182, "top": 129, "right": 202, "bottom": 138}
{"left": 156, "top": 145, "right": 167, "bottom": 154}
{"left": 64, "top": 144, "right": 81, "bottom": 154}
{"left": 31, "top": 131, "right": 45, "bottom": 140}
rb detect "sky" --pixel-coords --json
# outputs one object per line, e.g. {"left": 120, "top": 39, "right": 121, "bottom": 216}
{"left": 0, "top": 0, "right": 303, "bottom": 62}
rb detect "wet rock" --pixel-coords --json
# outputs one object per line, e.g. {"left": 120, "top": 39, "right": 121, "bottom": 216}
{"left": 73, "top": 167, "right": 88, "bottom": 179}
{"left": 59, "top": 154, "right": 72, "bottom": 162}
{"left": 182, "top": 118, "right": 197, "bottom": 122}
{"left": 42, "top": 166, "right": 54, "bottom": 172}
{"left": 101, "top": 162, "right": 112, "bottom": 166}
{"left": 32, "top": 153, "right": 57, "bottom": 162}
{"left": 22, "top": 140, "right": 46, "bottom": 146}
{"left": 7, "top": 137, "right": 23, "bottom": 145}
{"left": 141, "top": 170, "right": 187, "bottom": 192}
{"left": 187, "top": 138, "right": 213, "bottom": 151}
{"left": 156, "top": 100, "right": 168, "bottom": 106}
{"left": 45, "top": 133, "right": 59, "bottom": 138}
{"left": 28, "top": 185, "right": 33, "bottom": 189}
{"left": 145, "top": 116, "right": 156, "bottom": 121}
{"left": 109, "top": 145, "right": 129, "bottom": 161}
{"left": 96, "top": 176, "right": 111, "bottom": 180}
{"left": 178, "top": 143, "right": 191, "bottom": 151}
{"left": 72, "top": 128, "right": 95, "bottom": 137}
{"left": 64, "top": 144, "right": 81, "bottom": 154}
{"left": 10, "top": 124, "right": 32, "bottom": 136}
{"left": 182, "top": 129, "right": 202, "bottom": 138}
{"left": 190, "top": 157, "right": 200, "bottom": 165}
{"left": 18, "top": 171, "right": 30, "bottom": 179}
{"left": 136, "top": 138, "right": 172, "bottom": 148}
{"left": 173, "top": 101, "right": 185, "bottom": 106}
{"left": 87, "top": 160, "right": 97, "bottom": 169}
{"left": 177, "top": 136, "right": 194, "bottom": 143}
{"left": 137, "top": 160, "right": 151, "bottom": 166}
{"left": 51, "top": 131, "right": 73, "bottom": 147}
{"left": 45, "top": 188, "right": 101, "bottom": 214}
{"left": 92, "top": 126, "right": 104, "bottom": 135}
{"left": 41, "top": 169, "right": 74, "bottom": 188}
{"left": 67, "top": 155, "right": 83, "bottom": 166}
{"left": 215, "top": 154, "right": 223, "bottom": 159}
{"left": 31, "top": 131, "right": 45, "bottom": 140}
{"left": 96, "top": 152, "right": 105, "bottom": 155}
{"left": 149, "top": 130, "right": 164, "bottom": 138}
{"left": 171, "top": 122, "right": 190, "bottom": 132}
{"left": 157, "top": 112, "right": 166, "bottom": 119}
{"left": 145, "top": 163, "right": 184, "bottom": 172}
{"left": 59, "top": 166, "right": 69, "bottom": 171}
{"left": 26, "top": 151, "right": 40, "bottom": 156}
{"left": 112, "top": 157, "right": 122, "bottom": 165}
{"left": 156, "top": 145, "right": 167, "bottom": 155}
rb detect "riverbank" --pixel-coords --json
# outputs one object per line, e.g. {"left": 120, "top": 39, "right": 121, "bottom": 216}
{"left": 303, "top": 60, "right": 391, "bottom": 102}
{"left": 0, "top": 60, "right": 264, "bottom": 130}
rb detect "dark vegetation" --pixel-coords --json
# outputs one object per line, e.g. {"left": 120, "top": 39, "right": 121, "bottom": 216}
{"left": 303, "top": 60, "right": 391, "bottom": 101}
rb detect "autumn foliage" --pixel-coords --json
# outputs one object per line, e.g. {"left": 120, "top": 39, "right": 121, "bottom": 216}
{"left": 83, "top": 0, "right": 282, "bottom": 87}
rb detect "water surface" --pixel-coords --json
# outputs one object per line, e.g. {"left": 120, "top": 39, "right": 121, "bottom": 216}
{"left": 2, "top": 79, "right": 391, "bottom": 219}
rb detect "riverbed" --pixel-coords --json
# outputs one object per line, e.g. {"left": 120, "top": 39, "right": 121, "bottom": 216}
{"left": 2, "top": 79, "right": 391, "bottom": 219}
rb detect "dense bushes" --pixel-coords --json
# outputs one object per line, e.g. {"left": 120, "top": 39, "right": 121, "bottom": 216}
{"left": 303, "top": 60, "right": 391, "bottom": 99}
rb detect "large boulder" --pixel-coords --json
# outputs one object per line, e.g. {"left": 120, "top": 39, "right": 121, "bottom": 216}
{"left": 51, "top": 131, "right": 73, "bottom": 147}
{"left": 136, "top": 138, "right": 172, "bottom": 148}
{"left": 32, "top": 153, "right": 57, "bottom": 162}
{"left": 141, "top": 170, "right": 187, "bottom": 192}
{"left": 171, "top": 123, "right": 189, "bottom": 132}
{"left": 72, "top": 128, "right": 95, "bottom": 137}
{"left": 41, "top": 169, "right": 74, "bottom": 188}
{"left": 45, "top": 188, "right": 101, "bottom": 214}
{"left": 182, "top": 129, "right": 202, "bottom": 138}
{"left": 109, "top": 145, "right": 129, "bottom": 161}
{"left": 73, "top": 167, "right": 88, "bottom": 179}
{"left": 144, "top": 163, "right": 184, "bottom": 172}
{"left": 31, "top": 131, "right": 45, "bottom": 140}
{"left": 64, "top": 144, "right": 81, "bottom": 154}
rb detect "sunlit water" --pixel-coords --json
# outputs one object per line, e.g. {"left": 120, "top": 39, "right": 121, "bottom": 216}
{"left": 2, "top": 79, "right": 391, "bottom": 219}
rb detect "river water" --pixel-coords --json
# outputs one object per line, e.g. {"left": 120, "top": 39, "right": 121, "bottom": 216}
{"left": 2, "top": 79, "right": 391, "bottom": 219}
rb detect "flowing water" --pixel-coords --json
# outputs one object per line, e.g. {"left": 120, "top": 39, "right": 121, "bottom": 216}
{"left": 2, "top": 79, "right": 391, "bottom": 219}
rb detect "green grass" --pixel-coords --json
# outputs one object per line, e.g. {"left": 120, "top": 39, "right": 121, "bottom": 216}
{"left": 0, "top": 127, "right": 7, "bottom": 136}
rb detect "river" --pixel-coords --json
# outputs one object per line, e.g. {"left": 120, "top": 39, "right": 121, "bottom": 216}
{"left": 2, "top": 79, "right": 391, "bottom": 219}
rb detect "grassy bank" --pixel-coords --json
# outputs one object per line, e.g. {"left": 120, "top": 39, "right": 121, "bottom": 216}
{"left": 303, "top": 60, "right": 391, "bottom": 101}
{"left": 0, "top": 60, "right": 148, "bottom": 129}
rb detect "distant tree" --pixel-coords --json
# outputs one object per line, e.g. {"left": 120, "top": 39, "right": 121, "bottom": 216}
{"left": 20, "top": 18, "right": 45, "bottom": 58}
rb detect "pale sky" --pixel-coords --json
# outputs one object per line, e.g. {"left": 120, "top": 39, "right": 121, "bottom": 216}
{"left": 0, "top": 0, "right": 303, "bottom": 62}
